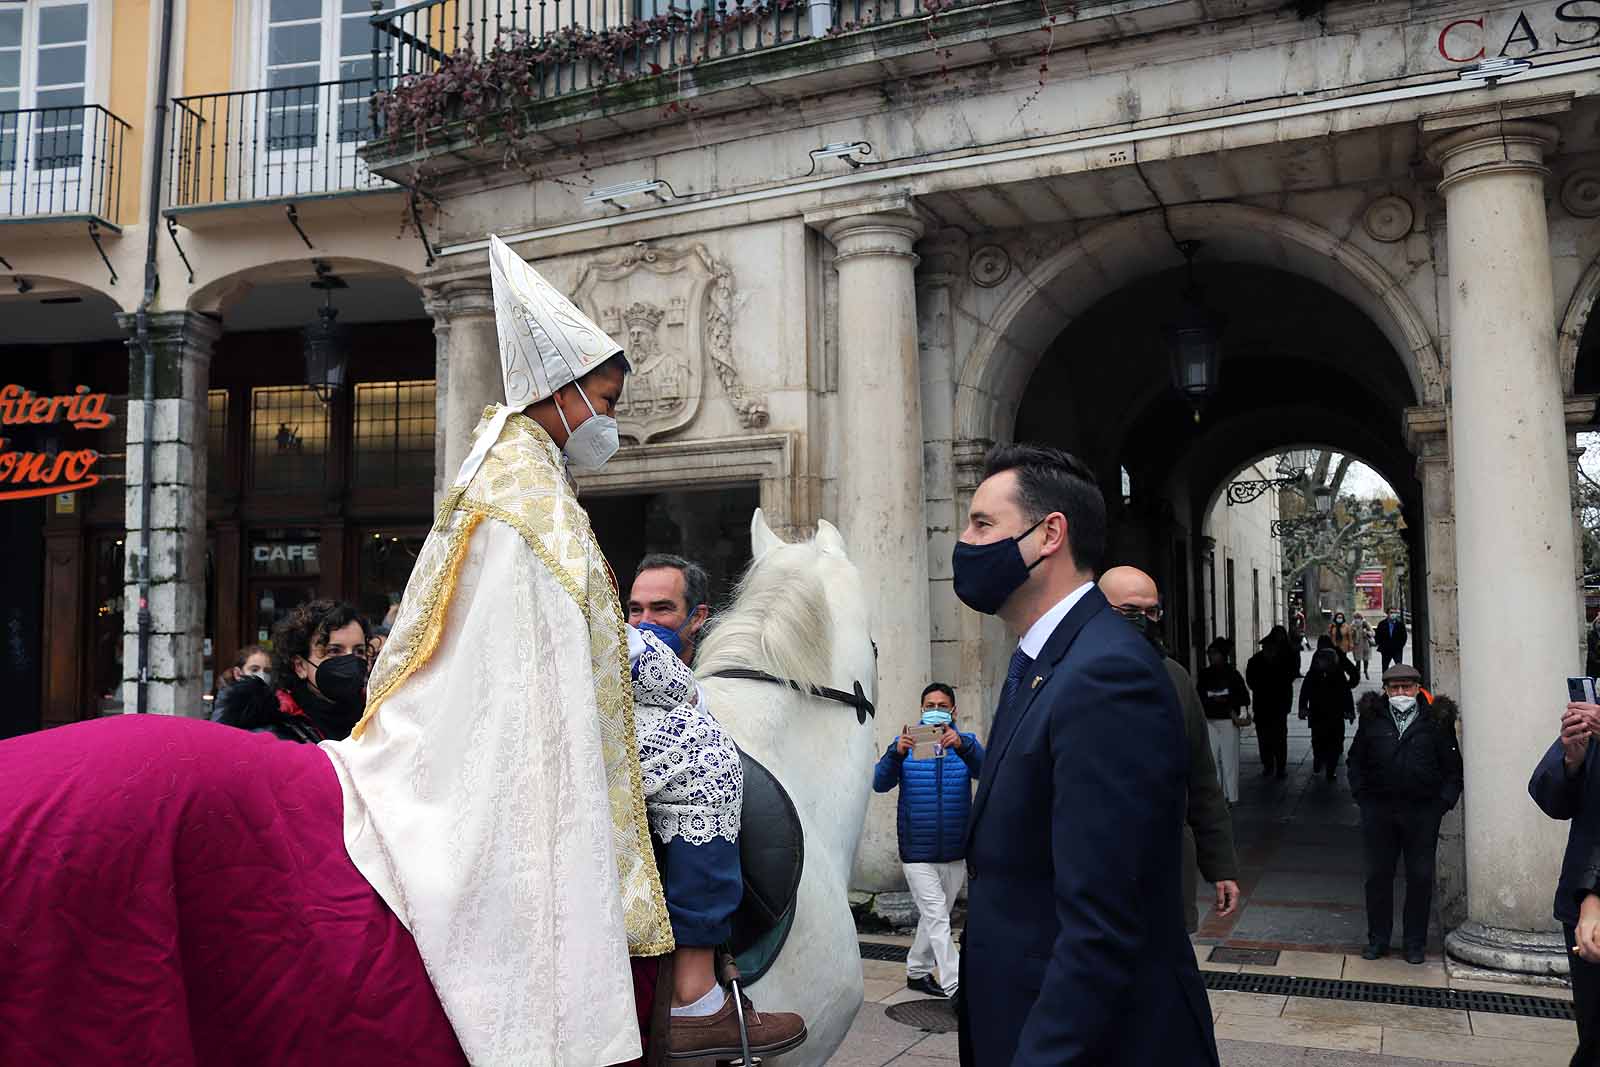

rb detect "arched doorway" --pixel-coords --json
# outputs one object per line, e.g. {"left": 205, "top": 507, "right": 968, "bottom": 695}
{"left": 953, "top": 206, "right": 1454, "bottom": 954}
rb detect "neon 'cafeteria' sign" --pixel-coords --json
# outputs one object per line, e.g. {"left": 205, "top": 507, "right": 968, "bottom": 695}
{"left": 0, "top": 385, "right": 112, "bottom": 501}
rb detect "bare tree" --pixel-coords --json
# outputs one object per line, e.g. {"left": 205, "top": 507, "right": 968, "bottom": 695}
{"left": 1276, "top": 450, "right": 1407, "bottom": 621}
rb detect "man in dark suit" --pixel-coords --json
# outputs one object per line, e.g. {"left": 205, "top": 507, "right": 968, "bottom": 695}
{"left": 952, "top": 443, "right": 1219, "bottom": 1067}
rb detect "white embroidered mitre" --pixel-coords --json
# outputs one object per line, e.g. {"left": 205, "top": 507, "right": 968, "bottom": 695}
{"left": 489, "top": 233, "right": 624, "bottom": 408}
{"left": 448, "top": 236, "right": 629, "bottom": 498}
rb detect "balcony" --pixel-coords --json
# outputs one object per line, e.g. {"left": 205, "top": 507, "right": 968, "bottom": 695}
{"left": 167, "top": 78, "right": 404, "bottom": 230}
{"left": 0, "top": 105, "right": 130, "bottom": 235}
{"left": 361, "top": 0, "right": 1071, "bottom": 178}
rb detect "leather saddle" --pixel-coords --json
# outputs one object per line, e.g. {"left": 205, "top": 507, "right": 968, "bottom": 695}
{"left": 728, "top": 750, "right": 804, "bottom": 984}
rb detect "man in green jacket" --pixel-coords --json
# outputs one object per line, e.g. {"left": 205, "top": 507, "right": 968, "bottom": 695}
{"left": 1101, "top": 567, "right": 1241, "bottom": 932}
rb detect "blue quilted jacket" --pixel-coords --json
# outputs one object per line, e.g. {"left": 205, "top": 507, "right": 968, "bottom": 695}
{"left": 873, "top": 734, "right": 985, "bottom": 863}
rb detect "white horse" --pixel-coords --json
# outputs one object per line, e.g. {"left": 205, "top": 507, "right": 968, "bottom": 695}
{"left": 695, "top": 510, "right": 880, "bottom": 1066}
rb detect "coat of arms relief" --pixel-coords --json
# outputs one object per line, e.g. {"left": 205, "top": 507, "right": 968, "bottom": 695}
{"left": 575, "top": 241, "right": 768, "bottom": 444}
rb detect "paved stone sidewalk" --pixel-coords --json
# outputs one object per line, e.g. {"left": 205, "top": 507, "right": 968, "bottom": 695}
{"left": 832, "top": 944, "right": 1578, "bottom": 1066}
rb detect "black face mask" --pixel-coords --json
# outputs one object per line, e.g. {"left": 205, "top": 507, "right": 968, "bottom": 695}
{"left": 951, "top": 518, "right": 1045, "bottom": 616}
{"left": 313, "top": 654, "right": 368, "bottom": 710}
{"left": 1114, "top": 605, "right": 1167, "bottom": 654}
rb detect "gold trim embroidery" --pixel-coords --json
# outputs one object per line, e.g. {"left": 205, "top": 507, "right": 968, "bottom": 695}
{"left": 368, "top": 405, "right": 672, "bottom": 956}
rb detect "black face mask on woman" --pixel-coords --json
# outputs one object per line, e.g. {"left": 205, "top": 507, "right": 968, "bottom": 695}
{"left": 313, "top": 654, "right": 368, "bottom": 710}
{"left": 951, "top": 518, "right": 1045, "bottom": 615}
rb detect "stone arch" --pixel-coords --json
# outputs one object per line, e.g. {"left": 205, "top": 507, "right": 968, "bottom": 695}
{"left": 185, "top": 255, "right": 423, "bottom": 318}
{"left": 1560, "top": 252, "right": 1600, "bottom": 393}
{"left": 953, "top": 204, "right": 1443, "bottom": 444}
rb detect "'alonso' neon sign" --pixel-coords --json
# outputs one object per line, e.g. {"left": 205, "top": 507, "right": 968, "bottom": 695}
{"left": 0, "top": 385, "right": 112, "bottom": 501}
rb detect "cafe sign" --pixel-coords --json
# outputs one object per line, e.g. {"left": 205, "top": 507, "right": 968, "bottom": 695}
{"left": 0, "top": 385, "right": 111, "bottom": 502}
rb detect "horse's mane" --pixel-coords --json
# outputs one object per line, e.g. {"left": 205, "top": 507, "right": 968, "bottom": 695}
{"left": 696, "top": 541, "right": 834, "bottom": 695}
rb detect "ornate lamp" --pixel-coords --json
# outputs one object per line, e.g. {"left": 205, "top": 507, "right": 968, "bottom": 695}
{"left": 1165, "top": 241, "right": 1223, "bottom": 422}
{"left": 304, "top": 261, "right": 349, "bottom": 404}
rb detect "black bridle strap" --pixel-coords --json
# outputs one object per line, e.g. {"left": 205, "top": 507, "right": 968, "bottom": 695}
{"left": 705, "top": 668, "right": 876, "bottom": 725}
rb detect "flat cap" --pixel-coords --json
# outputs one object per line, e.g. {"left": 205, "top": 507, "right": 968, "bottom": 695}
{"left": 1382, "top": 663, "right": 1422, "bottom": 684}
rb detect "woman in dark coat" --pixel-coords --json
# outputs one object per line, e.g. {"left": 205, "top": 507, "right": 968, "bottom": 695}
{"left": 1247, "top": 626, "right": 1298, "bottom": 779}
{"left": 1299, "top": 636, "right": 1358, "bottom": 782}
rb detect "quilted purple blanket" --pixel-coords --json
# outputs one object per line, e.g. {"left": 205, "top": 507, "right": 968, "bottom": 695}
{"left": 0, "top": 715, "right": 469, "bottom": 1066}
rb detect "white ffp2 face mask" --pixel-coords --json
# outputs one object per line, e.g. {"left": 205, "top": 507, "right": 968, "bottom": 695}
{"left": 1389, "top": 695, "right": 1417, "bottom": 715}
{"left": 555, "top": 380, "right": 620, "bottom": 473}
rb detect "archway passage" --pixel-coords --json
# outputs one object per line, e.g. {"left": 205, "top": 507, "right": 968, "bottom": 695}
{"left": 1010, "top": 259, "right": 1437, "bottom": 958}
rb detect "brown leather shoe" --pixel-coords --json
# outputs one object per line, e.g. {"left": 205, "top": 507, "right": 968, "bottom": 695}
{"left": 667, "top": 990, "right": 807, "bottom": 1061}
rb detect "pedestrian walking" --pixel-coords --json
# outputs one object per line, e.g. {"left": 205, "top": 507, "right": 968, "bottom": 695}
{"left": 872, "top": 683, "right": 984, "bottom": 999}
{"left": 1299, "top": 637, "right": 1357, "bottom": 783}
{"left": 1197, "top": 638, "right": 1251, "bottom": 804}
{"left": 1530, "top": 693, "right": 1600, "bottom": 1065}
{"left": 1352, "top": 613, "right": 1374, "bottom": 680}
{"left": 1293, "top": 607, "right": 1308, "bottom": 651}
{"left": 1349, "top": 664, "right": 1462, "bottom": 964}
{"left": 1328, "top": 611, "right": 1354, "bottom": 655}
{"left": 1376, "top": 610, "right": 1408, "bottom": 673}
{"left": 953, "top": 444, "right": 1217, "bottom": 1067}
{"left": 1247, "top": 626, "right": 1298, "bottom": 779}
{"left": 1101, "top": 566, "right": 1241, "bottom": 934}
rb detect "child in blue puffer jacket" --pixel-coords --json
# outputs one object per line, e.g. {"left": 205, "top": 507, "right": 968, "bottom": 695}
{"left": 872, "top": 682, "right": 985, "bottom": 999}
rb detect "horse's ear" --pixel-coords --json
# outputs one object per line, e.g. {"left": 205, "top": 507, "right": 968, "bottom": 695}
{"left": 751, "top": 508, "right": 784, "bottom": 559}
{"left": 814, "top": 518, "right": 847, "bottom": 556}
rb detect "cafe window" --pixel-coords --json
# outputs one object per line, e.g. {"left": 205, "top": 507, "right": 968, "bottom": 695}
{"left": 250, "top": 385, "right": 328, "bottom": 490}
{"left": 206, "top": 389, "right": 227, "bottom": 496}
{"left": 356, "top": 528, "right": 425, "bottom": 630}
{"left": 353, "top": 379, "right": 434, "bottom": 490}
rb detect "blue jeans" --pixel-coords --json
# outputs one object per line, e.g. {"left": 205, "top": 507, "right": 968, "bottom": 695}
{"left": 656, "top": 835, "right": 742, "bottom": 947}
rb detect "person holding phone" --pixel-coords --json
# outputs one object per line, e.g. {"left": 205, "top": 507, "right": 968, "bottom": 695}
{"left": 872, "top": 683, "right": 985, "bottom": 999}
{"left": 1529, "top": 690, "right": 1600, "bottom": 1063}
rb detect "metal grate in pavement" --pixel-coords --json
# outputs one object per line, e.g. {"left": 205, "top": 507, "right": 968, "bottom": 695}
{"left": 1207, "top": 946, "right": 1281, "bottom": 966}
{"left": 860, "top": 941, "right": 910, "bottom": 961}
{"left": 885, "top": 998, "right": 959, "bottom": 1033}
{"left": 859, "top": 942, "right": 1575, "bottom": 1021}
{"left": 1202, "top": 970, "right": 1576, "bottom": 1021}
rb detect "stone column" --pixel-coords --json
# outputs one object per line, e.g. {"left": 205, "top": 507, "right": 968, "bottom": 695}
{"left": 1407, "top": 405, "right": 1466, "bottom": 929}
{"left": 918, "top": 230, "right": 966, "bottom": 690}
{"left": 426, "top": 279, "right": 500, "bottom": 500}
{"left": 1428, "top": 119, "right": 1577, "bottom": 976}
{"left": 116, "top": 310, "right": 220, "bottom": 717}
{"left": 809, "top": 198, "right": 931, "bottom": 891}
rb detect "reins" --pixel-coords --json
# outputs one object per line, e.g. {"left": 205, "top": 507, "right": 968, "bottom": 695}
{"left": 705, "top": 668, "right": 876, "bottom": 725}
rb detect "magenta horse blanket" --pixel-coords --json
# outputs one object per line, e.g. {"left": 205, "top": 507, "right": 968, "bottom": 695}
{"left": 0, "top": 715, "right": 470, "bottom": 1066}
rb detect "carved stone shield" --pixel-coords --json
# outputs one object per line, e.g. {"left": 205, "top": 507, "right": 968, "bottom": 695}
{"left": 574, "top": 242, "right": 711, "bottom": 444}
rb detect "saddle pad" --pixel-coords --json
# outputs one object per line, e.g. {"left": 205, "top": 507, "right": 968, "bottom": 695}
{"left": 729, "top": 750, "right": 804, "bottom": 984}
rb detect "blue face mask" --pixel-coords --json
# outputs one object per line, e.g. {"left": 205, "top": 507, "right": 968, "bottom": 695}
{"left": 951, "top": 518, "right": 1045, "bottom": 615}
{"left": 920, "top": 708, "right": 954, "bottom": 727}
{"left": 635, "top": 621, "right": 684, "bottom": 657}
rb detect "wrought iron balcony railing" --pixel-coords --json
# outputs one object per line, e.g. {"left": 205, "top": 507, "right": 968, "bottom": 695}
{"left": 169, "top": 77, "right": 396, "bottom": 209}
{"left": 369, "top": 0, "right": 947, "bottom": 102}
{"left": 0, "top": 105, "right": 130, "bottom": 223}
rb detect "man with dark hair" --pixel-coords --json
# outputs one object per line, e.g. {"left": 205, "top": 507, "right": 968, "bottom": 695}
{"left": 954, "top": 443, "right": 1218, "bottom": 1067}
{"left": 214, "top": 599, "right": 371, "bottom": 742}
{"left": 874, "top": 681, "right": 985, "bottom": 999}
{"left": 627, "top": 553, "right": 712, "bottom": 664}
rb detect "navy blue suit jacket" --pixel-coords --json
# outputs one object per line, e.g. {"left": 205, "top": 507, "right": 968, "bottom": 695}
{"left": 960, "top": 586, "right": 1219, "bottom": 1067}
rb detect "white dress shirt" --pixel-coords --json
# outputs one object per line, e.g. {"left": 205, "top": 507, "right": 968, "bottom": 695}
{"left": 1018, "top": 581, "right": 1096, "bottom": 659}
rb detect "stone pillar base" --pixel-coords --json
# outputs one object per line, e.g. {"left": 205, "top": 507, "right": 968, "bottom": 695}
{"left": 1445, "top": 920, "right": 1569, "bottom": 980}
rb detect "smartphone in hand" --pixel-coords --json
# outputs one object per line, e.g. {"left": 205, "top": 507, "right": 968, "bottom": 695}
{"left": 1569, "top": 677, "right": 1597, "bottom": 705}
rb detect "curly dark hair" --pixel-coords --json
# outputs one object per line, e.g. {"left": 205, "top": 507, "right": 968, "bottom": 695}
{"left": 271, "top": 599, "right": 369, "bottom": 682}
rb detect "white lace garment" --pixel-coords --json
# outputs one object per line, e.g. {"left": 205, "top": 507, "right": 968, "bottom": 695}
{"left": 629, "top": 627, "right": 743, "bottom": 846}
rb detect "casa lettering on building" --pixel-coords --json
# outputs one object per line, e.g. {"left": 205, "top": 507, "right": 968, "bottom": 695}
{"left": 0, "top": 386, "right": 112, "bottom": 502}
{"left": 1433, "top": 0, "right": 1600, "bottom": 64}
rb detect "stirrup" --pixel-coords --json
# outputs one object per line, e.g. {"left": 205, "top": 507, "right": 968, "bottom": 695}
{"left": 714, "top": 951, "right": 760, "bottom": 1067}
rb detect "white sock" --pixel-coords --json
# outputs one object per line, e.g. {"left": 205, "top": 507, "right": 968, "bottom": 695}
{"left": 671, "top": 983, "right": 727, "bottom": 1018}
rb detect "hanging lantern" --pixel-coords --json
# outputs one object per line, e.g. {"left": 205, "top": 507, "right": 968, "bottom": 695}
{"left": 304, "top": 261, "right": 349, "bottom": 404}
{"left": 1164, "top": 241, "right": 1223, "bottom": 422}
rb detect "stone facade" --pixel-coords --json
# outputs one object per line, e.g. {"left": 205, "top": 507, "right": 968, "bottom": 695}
{"left": 359, "top": 0, "right": 1600, "bottom": 975}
